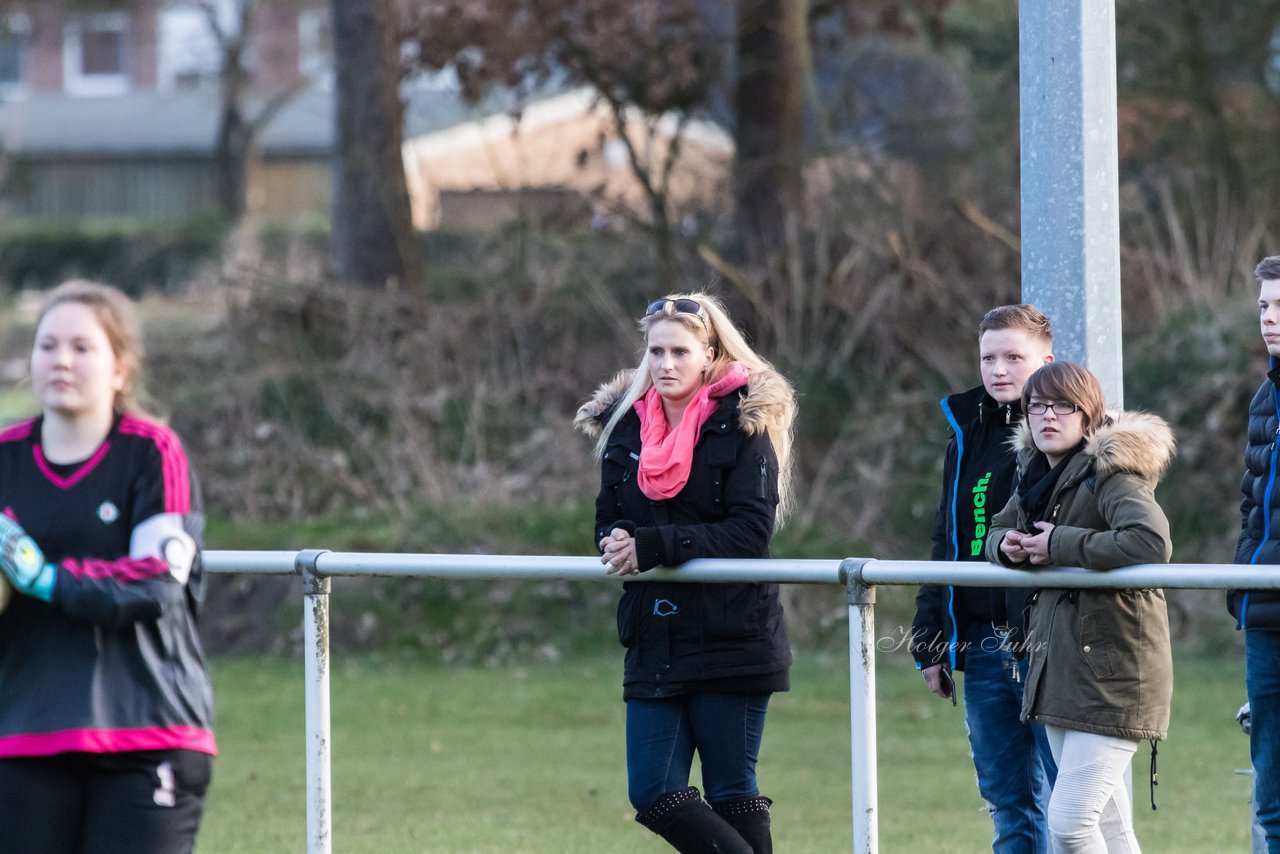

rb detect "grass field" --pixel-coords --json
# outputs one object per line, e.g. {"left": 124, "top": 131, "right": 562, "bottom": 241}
{"left": 199, "top": 650, "right": 1255, "bottom": 852}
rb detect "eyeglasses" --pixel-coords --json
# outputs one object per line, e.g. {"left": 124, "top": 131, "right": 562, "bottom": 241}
{"left": 645, "top": 298, "right": 708, "bottom": 328}
{"left": 1026, "top": 401, "right": 1082, "bottom": 416}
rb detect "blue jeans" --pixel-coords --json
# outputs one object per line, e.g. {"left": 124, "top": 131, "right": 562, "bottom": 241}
{"left": 963, "top": 623, "right": 1057, "bottom": 854}
{"left": 1247, "top": 629, "right": 1280, "bottom": 852}
{"left": 625, "top": 693, "right": 770, "bottom": 812}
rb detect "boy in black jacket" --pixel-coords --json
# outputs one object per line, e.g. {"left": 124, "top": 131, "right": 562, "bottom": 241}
{"left": 911, "top": 304, "right": 1058, "bottom": 853}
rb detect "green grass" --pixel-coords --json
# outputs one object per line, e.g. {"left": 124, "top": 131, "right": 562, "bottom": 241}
{"left": 199, "top": 650, "right": 1254, "bottom": 852}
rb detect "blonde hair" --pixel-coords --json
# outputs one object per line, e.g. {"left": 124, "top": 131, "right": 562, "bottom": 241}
{"left": 36, "top": 280, "right": 148, "bottom": 415}
{"left": 1022, "top": 361, "right": 1107, "bottom": 434}
{"left": 594, "top": 292, "right": 799, "bottom": 521}
{"left": 978, "top": 304, "right": 1053, "bottom": 345}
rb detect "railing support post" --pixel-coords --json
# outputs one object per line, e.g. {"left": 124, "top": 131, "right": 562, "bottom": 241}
{"left": 842, "top": 558, "right": 877, "bottom": 854}
{"left": 297, "top": 549, "right": 332, "bottom": 854}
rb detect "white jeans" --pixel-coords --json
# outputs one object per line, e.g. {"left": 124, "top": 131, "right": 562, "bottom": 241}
{"left": 1044, "top": 725, "right": 1140, "bottom": 853}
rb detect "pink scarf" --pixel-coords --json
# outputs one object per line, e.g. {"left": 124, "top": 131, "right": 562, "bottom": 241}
{"left": 635, "top": 363, "right": 750, "bottom": 500}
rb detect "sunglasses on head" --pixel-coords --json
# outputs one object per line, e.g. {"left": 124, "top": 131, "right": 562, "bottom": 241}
{"left": 645, "top": 298, "right": 707, "bottom": 325}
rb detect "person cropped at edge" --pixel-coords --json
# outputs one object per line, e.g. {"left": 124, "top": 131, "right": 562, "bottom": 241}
{"left": 0, "top": 281, "right": 215, "bottom": 854}
{"left": 910, "top": 304, "right": 1058, "bottom": 853}
{"left": 1229, "top": 255, "right": 1280, "bottom": 852}
{"left": 986, "top": 361, "right": 1174, "bottom": 854}
{"left": 574, "top": 292, "right": 797, "bottom": 853}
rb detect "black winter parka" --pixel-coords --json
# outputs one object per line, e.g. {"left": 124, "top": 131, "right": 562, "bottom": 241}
{"left": 583, "top": 378, "right": 792, "bottom": 701}
{"left": 1230, "top": 359, "right": 1280, "bottom": 628}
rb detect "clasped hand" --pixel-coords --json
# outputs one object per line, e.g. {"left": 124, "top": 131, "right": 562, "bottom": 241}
{"left": 999, "top": 521, "right": 1055, "bottom": 566}
{"left": 599, "top": 528, "right": 640, "bottom": 576}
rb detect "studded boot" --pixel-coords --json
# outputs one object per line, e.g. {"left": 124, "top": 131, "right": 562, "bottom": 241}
{"left": 710, "top": 796, "right": 773, "bottom": 853}
{"left": 635, "top": 786, "right": 753, "bottom": 853}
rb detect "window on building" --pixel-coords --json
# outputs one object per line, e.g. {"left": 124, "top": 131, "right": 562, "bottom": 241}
{"left": 64, "top": 13, "right": 130, "bottom": 96}
{"left": 0, "top": 15, "right": 30, "bottom": 91}
{"left": 157, "top": 5, "right": 222, "bottom": 92}
{"left": 298, "top": 7, "right": 332, "bottom": 81}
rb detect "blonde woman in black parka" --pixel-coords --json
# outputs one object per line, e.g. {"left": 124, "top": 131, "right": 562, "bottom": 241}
{"left": 576, "top": 293, "right": 796, "bottom": 854}
{"left": 985, "top": 362, "right": 1174, "bottom": 854}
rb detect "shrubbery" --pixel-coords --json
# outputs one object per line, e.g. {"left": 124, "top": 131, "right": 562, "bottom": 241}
{"left": 0, "top": 217, "right": 229, "bottom": 294}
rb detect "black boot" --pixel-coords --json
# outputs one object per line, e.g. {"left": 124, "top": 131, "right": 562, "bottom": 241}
{"left": 635, "top": 787, "right": 753, "bottom": 853}
{"left": 710, "top": 796, "right": 773, "bottom": 854}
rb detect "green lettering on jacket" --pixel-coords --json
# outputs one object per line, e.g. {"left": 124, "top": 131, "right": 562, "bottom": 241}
{"left": 969, "top": 472, "right": 992, "bottom": 556}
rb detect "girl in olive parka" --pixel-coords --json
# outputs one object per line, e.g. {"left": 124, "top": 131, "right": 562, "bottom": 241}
{"left": 985, "top": 362, "right": 1174, "bottom": 854}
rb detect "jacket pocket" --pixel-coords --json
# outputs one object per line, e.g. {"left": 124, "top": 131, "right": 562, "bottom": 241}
{"left": 1078, "top": 606, "right": 1122, "bottom": 681}
{"left": 757, "top": 454, "right": 779, "bottom": 504}
{"left": 601, "top": 444, "right": 635, "bottom": 489}
{"left": 617, "top": 586, "right": 642, "bottom": 648}
{"left": 1075, "top": 604, "right": 1136, "bottom": 686}
{"left": 701, "top": 584, "right": 763, "bottom": 642}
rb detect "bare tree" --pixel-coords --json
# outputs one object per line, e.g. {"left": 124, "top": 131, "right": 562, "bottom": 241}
{"left": 190, "top": 0, "right": 311, "bottom": 220}
{"left": 331, "top": 0, "right": 421, "bottom": 290}
{"left": 405, "top": 0, "right": 714, "bottom": 284}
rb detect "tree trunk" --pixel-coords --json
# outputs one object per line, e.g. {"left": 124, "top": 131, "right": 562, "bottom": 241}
{"left": 210, "top": 6, "right": 252, "bottom": 222}
{"left": 331, "top": 0, "right": 422, "bottom": 290}
{"left": 214, "top": 51, "right": 250, "bottom": 220}
{"left": 734, "top": 0, "right": 808, "bottom": 262}
{"left": 213, "top": 119, "right": 250, "bottom": 220}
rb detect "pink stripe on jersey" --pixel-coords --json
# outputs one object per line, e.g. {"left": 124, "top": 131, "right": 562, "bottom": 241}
{"left": 33, "top": 441, "right": 111, "bottom": 489}
{"left": 0, "top": 726, "right": 217, "bottom": 757}
{"left": 118, "top": 415, "right": 191, "bottom": 514}
{"left": 0, "top": 418, "right": 34, "bottom": 443}
{"left": 62, "top": 556, "right": 169, "bottom": 581}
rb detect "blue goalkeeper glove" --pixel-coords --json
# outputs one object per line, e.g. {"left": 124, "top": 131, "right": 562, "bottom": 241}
{"left": 0, "top": 515, "right": 56, "bottom": 602}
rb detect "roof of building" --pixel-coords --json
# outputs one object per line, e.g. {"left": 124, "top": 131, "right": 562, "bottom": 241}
{"left": 0, "top": 83, "right": 558, "bottom": 159}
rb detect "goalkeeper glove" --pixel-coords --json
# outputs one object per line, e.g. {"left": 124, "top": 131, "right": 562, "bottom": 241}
{"left": 0, "top": 515, "right": 55, "bottom": 603}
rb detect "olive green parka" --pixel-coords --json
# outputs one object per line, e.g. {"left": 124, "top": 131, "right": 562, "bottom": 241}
{"left": 985, "top": 411, "right": 1175, "bottom": 741}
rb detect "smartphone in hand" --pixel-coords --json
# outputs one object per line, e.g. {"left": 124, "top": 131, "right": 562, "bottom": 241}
{"left": 939, "top": 668, "right": 957, "bottom": 707}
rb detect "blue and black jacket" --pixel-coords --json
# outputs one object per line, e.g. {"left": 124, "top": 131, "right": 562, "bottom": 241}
{"left": 1230, "top": 357, "right": 1280, "bottom": 629}
{"left": 910, "top": 386, "right": 1035, "bottom": 671}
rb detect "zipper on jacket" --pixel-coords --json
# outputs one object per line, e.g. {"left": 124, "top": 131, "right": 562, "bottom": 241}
{"left": 940, "top": 396, "right": 964, "bottom": 669}
{"left": 946, "top": 587, "right": 958, "bottom": 670}
{"left": 941, "top": 397, "right": 965, "bottom": 562}
{"left": 615, "top": 451, "right": 638, "bottom": 486}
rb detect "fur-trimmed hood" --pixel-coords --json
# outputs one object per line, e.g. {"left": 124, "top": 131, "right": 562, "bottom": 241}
{"left": 574, "top": 366, "right": 793, "bottom": 439}
{"left": 1010, "top": 409, "right": 1176, "bottom": 483}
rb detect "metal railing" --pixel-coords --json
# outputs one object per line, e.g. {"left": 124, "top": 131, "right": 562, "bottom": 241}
{"left": 203, "top": 551, "right": 1278, "bottom": 854}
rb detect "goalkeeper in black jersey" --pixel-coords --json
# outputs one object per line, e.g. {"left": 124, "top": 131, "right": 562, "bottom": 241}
{"left": 0, "top": 280, "right": 215, "bottom": 854}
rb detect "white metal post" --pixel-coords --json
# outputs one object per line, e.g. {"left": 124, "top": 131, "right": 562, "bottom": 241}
{"left": 843, "top": 559, "right": 877, "bottom": 854}
{"left": 297, "top": 550, "right": 333, "bottom": 854}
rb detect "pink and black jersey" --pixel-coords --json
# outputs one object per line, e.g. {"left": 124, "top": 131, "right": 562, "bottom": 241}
{"left": 0, "top": 414, "right": 215, "bottom": 758}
